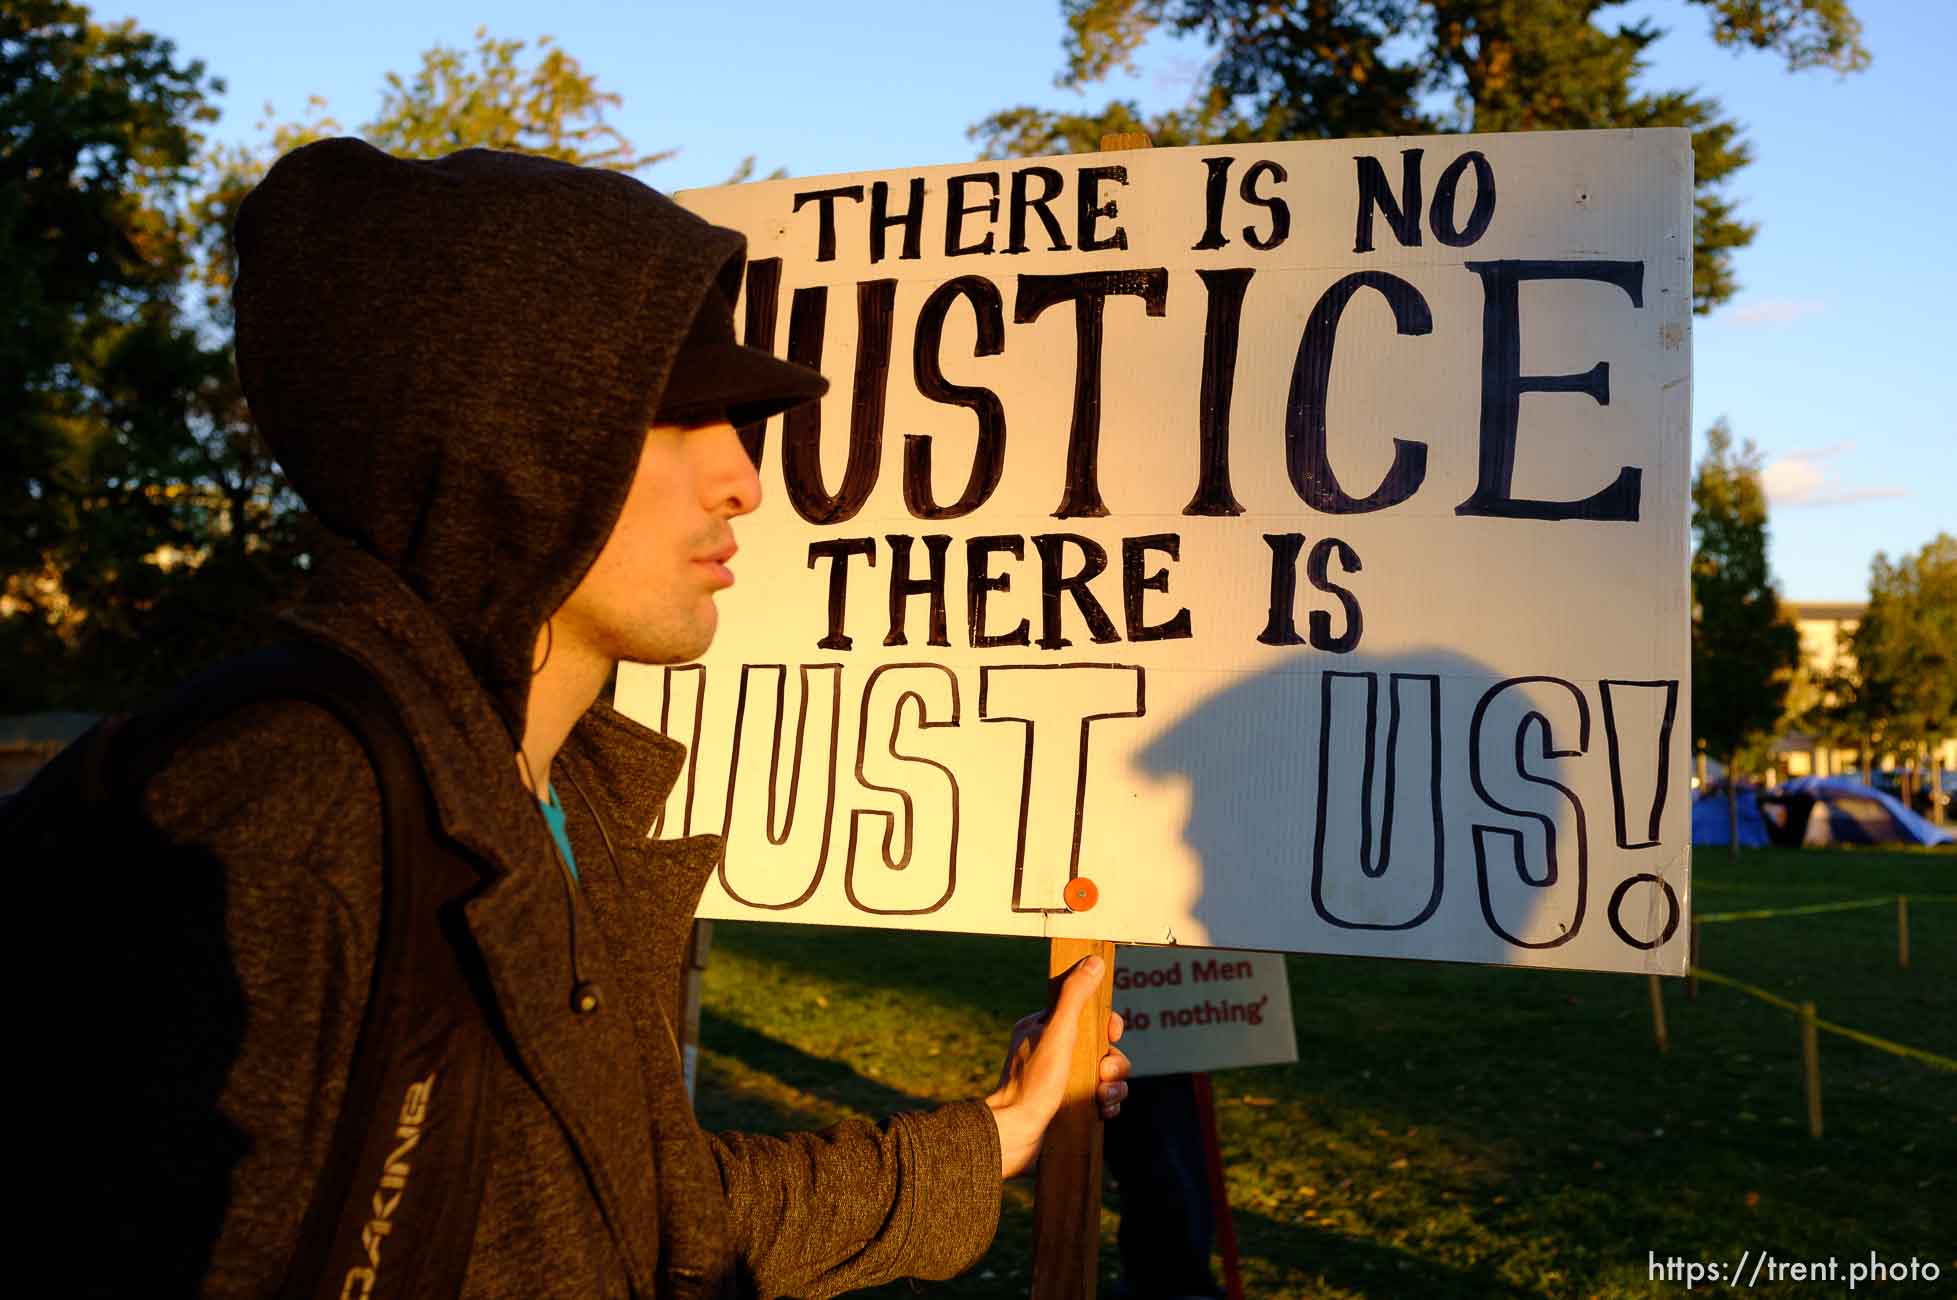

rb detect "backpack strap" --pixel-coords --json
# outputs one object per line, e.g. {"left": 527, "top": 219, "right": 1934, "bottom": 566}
{"left": 103, "top": 640, "right": 499, "bottom": 1300}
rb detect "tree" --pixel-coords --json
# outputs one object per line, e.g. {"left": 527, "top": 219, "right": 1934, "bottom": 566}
{"left": 2, "top": 12, "right": 676, "bottom": 710}
{"left": 975, "top": 0, "right": 1868, "bottom": 313}
{"left": 1848, "top": 534, "right": 1957, "bottom": 820}
{"left": 1690, "top": 419, "right": 1799, "bottom": 855}
{"left": 1, "top": 0, "right": 225, "bottom": 708}
{"left": 194, "top": 27, "right": 675, "bottom": 329}
{"left": 362, "top": 27, "right": 671, "bottom": 171}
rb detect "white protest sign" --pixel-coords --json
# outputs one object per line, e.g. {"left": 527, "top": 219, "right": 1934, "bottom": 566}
{"left": 1112, "top": 947, "right": 1297, "bottom": 1078}
{"left": 619, "top": 129, "right": 1693, "bottom": 974}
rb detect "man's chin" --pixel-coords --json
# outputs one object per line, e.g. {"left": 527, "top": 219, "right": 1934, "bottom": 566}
{"left": 617, "top": 615, "right": 717, "bottom": 667}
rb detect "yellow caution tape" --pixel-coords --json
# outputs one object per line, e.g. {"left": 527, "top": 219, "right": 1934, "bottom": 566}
{"left": 1688, "top": 968, "right": 1957, "bottom": 1073}
{"left": 1696, "top": 897, "right": 1893, "bottom": 923}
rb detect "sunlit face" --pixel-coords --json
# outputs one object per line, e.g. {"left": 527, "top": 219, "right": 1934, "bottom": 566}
{"left": 553, "top": 417, "right": 761, "bottom": 666}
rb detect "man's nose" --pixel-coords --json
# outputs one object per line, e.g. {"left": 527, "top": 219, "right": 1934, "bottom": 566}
{"left": 711, "top": 421, "right": 762, "bottom": 517}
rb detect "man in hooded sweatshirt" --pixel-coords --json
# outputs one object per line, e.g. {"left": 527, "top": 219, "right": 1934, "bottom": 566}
{"left": 94, "top": 138, "right": 1128, "bottom": 1297}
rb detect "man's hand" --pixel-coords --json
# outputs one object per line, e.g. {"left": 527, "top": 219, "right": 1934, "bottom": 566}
{"left": 983, "top": 955, "right": 1131, "bottom": 1179}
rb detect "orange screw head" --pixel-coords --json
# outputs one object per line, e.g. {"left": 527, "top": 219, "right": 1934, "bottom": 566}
{"left": 1065, "top": 877, "right": 1099, "bottom": 912}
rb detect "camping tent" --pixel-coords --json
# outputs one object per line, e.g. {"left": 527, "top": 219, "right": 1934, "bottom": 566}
{"left": 1691, "top": 785, "right": 1772, "bottom": 848}
{"left": 1763, "top": 777, "right": 1955, "bottom": 848}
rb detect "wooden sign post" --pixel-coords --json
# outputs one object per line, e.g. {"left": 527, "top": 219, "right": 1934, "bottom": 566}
{"left": 1032, "top": 938, "right": 1118, "bottom": 1299}
{"left": 1029, "top": 129, "right": 1149, "bottom": 1300}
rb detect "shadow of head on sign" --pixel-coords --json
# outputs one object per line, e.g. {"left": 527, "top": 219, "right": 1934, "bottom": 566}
{"left": 1138, "top": 647, "right": 1612, "bottom": 969}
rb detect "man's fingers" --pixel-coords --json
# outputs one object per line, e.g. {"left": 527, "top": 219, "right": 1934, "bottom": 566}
{"left": 1098, "top": 1046, "right": 1130, "bottom": 1083}
{"left": 1107, "top": 1010, "right": 1125, "bottom": 1044}
{"left": 1024, "top": 955, "right": 1105, "bottom": 1092}
{"left": 1050, "top": 954, "right": 1105, "bottom": 1024}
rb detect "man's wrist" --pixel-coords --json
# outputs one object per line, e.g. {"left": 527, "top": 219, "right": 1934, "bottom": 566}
{"left": 983, "top": 1094, "right": 1037, "bottom": 1179}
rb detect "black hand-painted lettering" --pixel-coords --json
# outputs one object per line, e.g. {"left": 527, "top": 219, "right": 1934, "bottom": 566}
{"left": 845, "top": 664, "right": 961, "bottom": 916}
{"left": 1184, "top": 268, "right": 1253, "bottom": 516}
{"left": 1353, "top": 149, "right": 1422, "bottom": 253}
{"left": 883, "top": 533, "right": 952, "bottom": 647}
{"left": 1600, "top": 679, "right": 1680, "bottom": 849}
{"left": 1312, "top": 672, "right": 1444, "bottom": 930}
{"left": 979, "top": 664, "right": 1145, "bottom": 912}
{"left": 1014, "top": 269, "right": 1169, "bottom": 518}
{"left": 736, "top": 258, "right": 783, "bottom": 465}
{"left": 1607, "top": 873, "right": 1681, "bottom": 950}
{"left": 871, "top": 177, "right": 925, "bottom": 263}
{"left": 1287, "top": 271, "right": 1432, "bottom": 514}
{"left": 1430, "top": 150, "right": 1495, "bottom": 247}
{"left": 806, "top": 538, "right": 876, "bottom": 650}
{"left": 1305, "top": 537, "right": 1363, "bottom": 653}
{"left": 1239, "top": 159, "right": 1289, "bottom": 251}
{"left": 719, "top": 664, "right": 842, "bottom": 909}
{"left": 906, "top": 276, "right": 1007, "bottom": 520}
{"left": 1121, "top": 534, "right": 1191, "bottom": 642}
{"left": 784, "top": 279, "right": 896, "bottom": 524}
{"left": 1193, "top": 157, "right": 1233, "bottom": 250}
{"left": 792, "top": 185, "right": 864, "bottom": 262}
{"left": 1456, "top": 259, "right": 1645, "bottom": 521}
{"left": 967, "top": 534, "right": 1031, "bottom": 647}
{"left": 1077, "top": 164, "right": 1129, "bottom": 252}
{"left": 1007, "top": 166, "right": 1070, "bottom": 255}
{"left": 1033, "top": 532, "right": 1120, "bottom": 650}
{"left": 648, "top": 664, "right": 706, "bottom": 838}
{"left": 1469, "top": 676, "right": 1590, "bottom": 949}
{"left": 946, "top": 172, "right": 1001, "bottom": 257}
{"left": 1257, "top": 533, "right": 1306, "bottom": 646}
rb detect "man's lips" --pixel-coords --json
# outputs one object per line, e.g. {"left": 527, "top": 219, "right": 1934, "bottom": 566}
{"left": 696, "top": 540, "right": 737, "bottom": 587}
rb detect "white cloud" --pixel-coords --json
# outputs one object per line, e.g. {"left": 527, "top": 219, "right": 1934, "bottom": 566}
{"left": 1724, "top": 298, "right": 1825, "bottom": 327}
{"left": 1761, "top": 442, "right": 1909, "bottom": 508}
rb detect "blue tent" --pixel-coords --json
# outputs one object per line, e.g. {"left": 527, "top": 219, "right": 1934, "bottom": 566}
{"left": 1691, "top": 786, "right": 1772, "bottom": 847}
{"left": 1769, "top": 776, "right": 1956, "bottom": 847}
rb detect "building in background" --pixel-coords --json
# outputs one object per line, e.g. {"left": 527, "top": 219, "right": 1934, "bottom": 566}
{"left": 1777, "top": 602, "right": 1955, "bottom": 801}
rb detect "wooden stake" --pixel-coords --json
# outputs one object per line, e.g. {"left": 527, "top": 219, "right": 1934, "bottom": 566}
{"left": 1799, "top": 1000, "right": 1823, "bottom": 1139}
{"left": 1686, "top": 920, "right": 1700, "bottom": 1001}
{"left": 1032, "top": 938, "right": 1117, "bottom": 1300}
{"left": 678, "top": 919, "right": 714, "bottom": 1106}
{"left": 1191, "top": 1073, "right": 1244, "bottom": 1300}
{"left": 1647, "top": 974, "right": 1669, "bottom": 1054}
{"left": 1031, "top": 124, "right": 1154, "bottom": 1300}
{"left": 1897, "top": 895, "right": 1910, "bottom": 970}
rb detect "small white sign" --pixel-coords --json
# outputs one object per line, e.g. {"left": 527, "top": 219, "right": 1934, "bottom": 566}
{"left": 1112, "top": 947, "right": 1298, "bottom": 1078}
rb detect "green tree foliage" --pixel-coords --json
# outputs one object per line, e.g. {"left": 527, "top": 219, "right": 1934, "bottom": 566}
{"left": 1690, "top": 419, "right": 1800, "bottom": 852}
{"left": 1846, "top": 534, "right": 1957, "bottom": 816}
{"left": 363, "top": 26, "right": 671, "bottom": 171}
{"left": 0, "top": 0, "right": 238, "bottom": 708}
{"left": 975, "top": 0, "right": 1868, "bottom": 313}
{"left": 2, "top": 10, "right": 672, "bottom": 710}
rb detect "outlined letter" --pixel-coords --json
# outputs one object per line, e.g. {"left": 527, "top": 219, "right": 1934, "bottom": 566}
{"left": 1312, "top": 672, "right": 1445, "bottom": 931}
{"left": 1469, "top": 676, "right": 1590, "bottom": 948}
{"left": 981, "top": 664, "right": 1146, "bottom": 912}
{"left": 719, "top": 664, "right": 844, "bottom": 910}
{"left": 845, "top": 664, "right": 963, "bottom": 915}
{"left": 1600, "top": 679, "right": 1679, "bottom": 849}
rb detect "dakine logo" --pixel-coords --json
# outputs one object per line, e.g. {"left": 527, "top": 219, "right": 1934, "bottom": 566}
{"left": 339, "top": 1073, "right": 438, "bottom": 1300}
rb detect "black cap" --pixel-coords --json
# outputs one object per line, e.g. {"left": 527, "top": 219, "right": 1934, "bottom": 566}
{"left": 655, "top": 285, "right": 828, "bottom": 426}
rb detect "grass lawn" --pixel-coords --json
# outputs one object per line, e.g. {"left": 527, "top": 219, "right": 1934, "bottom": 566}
{"left": 694, "top": 845, "right": 1956, "bottom": 1298}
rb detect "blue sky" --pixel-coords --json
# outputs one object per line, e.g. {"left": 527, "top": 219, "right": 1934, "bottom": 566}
{"left": 110, "top": 0, "right": 1951, "bottom": 601}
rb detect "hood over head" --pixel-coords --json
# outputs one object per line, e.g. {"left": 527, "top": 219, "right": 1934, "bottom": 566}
{"left": 234, "top": 137, "right": 757, "bottom": 745}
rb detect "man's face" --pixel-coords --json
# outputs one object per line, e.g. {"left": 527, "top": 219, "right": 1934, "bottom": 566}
{"left": 555, "top": 417, "right": 761, "bottom": 666}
